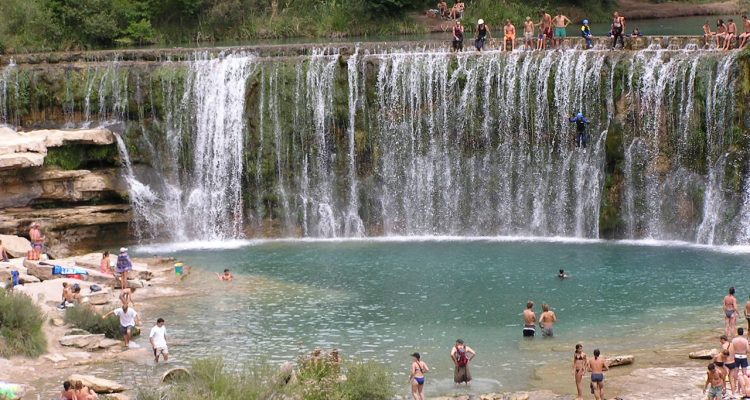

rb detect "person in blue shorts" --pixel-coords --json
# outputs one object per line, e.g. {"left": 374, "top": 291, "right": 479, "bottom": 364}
{"left": 409, "top": 352, "right": 429, "bottom": 400}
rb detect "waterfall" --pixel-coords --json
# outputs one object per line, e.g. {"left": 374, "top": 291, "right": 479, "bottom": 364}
{"left": 184, "top": 53, "right": 256, "bottom": 240}
{"left": 114, "top": 134, "right": 161, "bottom": 240}
{"left": 41, "top": 47, "right": 743, "bottom": 244}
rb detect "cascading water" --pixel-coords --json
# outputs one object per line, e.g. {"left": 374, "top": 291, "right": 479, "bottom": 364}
{"left": 18, "top": 47, "right": 747, "bottom": 244}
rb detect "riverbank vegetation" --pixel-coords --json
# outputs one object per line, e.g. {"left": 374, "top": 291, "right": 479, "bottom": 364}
{"left": 0, "top": 0, "right": 625, "bottom": 54}
{"left": 64, "top": 306, "right": 125, "bottom": 339}
{"left": 137, "top": 356, "right": 393, "bottom": 400}
{"left": 0, "top": 288, "right": 47, "bottom": 358}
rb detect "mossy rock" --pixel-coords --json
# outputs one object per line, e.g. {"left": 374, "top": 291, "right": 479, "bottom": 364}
{"left": 44, "top": 144, "right": 119, "bottom": 170}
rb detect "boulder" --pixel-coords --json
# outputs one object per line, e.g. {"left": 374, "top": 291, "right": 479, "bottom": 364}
{"left": 67, "top": 374, "right": 125, "bottom": 393}
{"left": 607, "top": 354, "right": 634, "bottom": 367}
{"left": 97, "top": 339, "right": 121, "bottom": 349}
{"left": 31, "top": 128, "right": 115, "bottom": 148}
{"left": 51, "top": 318, "right": 65, "bottom": 327}
{"left": 0, "top": 152, "right": 45, "bottom": 170}
{"left": 60, "top": 334, "right": 105, "bottom": 348}
{"left": 161, "top": 367, "right": 191, "bottom": 383}
{"left": 0, "top": 235, "right": 31, "bottom": 258}
{"left": 689, "top": 349, "right": 719, "bottom": 360}
{"left": 23, "top": 260, "right": 54, "bottom": 281}
{"left": 88, "top": 291, "right": 111, "bottom": 305}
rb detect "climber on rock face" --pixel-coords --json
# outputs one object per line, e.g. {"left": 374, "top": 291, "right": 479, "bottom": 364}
{"left": 569, "top": 112, "right": 590, "bottom": 150}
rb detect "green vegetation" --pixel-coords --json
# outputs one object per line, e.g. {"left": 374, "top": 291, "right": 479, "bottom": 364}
{"left": 136, "top": 356, "right": 394, "bottom": 400}
{"left": 44, "top": 144, "right": 119, "bottom": 170}
{"left": 64, "top": 305, "right": 124, "bottom": 339}
{"left": 0, "top": 288, "right": 47, "bottom": 358}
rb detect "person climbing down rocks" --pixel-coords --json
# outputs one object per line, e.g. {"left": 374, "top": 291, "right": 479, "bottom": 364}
{"left": 569, "top": 112, "right": 590, "bottom": 150}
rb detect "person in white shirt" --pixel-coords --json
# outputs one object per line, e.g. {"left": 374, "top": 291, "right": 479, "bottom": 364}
{"left": 103, "top": 304, "right": 141, "bottom": 348}
{"left": 149, "top": 318, "right": 169, "bottom": 363}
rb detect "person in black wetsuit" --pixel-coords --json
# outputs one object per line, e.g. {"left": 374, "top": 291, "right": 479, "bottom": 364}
{"left": 475, "top": 19, "right": 491, "bottom": 51}
{"left": 569, "top": 112, "right": 590, "bottom": 149}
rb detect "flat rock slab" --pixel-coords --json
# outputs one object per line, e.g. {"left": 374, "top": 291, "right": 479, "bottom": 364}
{"left": 44, "top": 353, "right": 68, "bottom": 363}
{"left": 607, "top": 354, "right": 634, "bottom": 367}
{"left": 68, "top": 374, "right": 125, "bottom": 393}
{"left": 97, "top": 339, "right": 121, "bottom": 349}
{"left": 689, "top": 349, "right": 719, "bottom": 359}
{"left": 60, "top": 334, "right": 105, "bottom": 348}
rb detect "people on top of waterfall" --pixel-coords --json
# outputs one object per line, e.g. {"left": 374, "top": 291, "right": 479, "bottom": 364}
{"left": 409, "top": 352, "right": 429, "bottom": 400}
{"left": 115, "top": 247, "right": 133, "bottom": 291}
{"left": 610, "top": 11, "right": 625, "bottom": 50}
{"left": 740, "top": 15, "right": 750, "bottom": 48}
{"left": 717, "top": 19, "right": 730, "bottom": 50}
{"left": 537, "top": 10, "right": 553, "bottom": 50}
{"left": 539, "top": 303, "right": 557, "bottom": 337}
{"left": 552, "top": 11, "right": 571, "bottom": 48}
{"left": 452, "top": 20, "right": 465, "bottom": 52}
{"left": 437, "top": 0, "right": 449, "bottom": 19}
{"left": 724, "top": 287, "right": 739, "bottom": 338}
{"left": 630, "top": 27, "right": 642, "bottom": 37}
{"left": 581, "top": 20, "right": 593, "bottom": 49}
{"left": 569, "top": 112, "right": 590, "bottom": 149}
{"left": 449, "top": 1, "right": 464, "bottom": 20}
{"left": 450, "top": 339, "right": 475, "bottom": 385}
{"left": 524, "top": 17, "right": 535, "bottom": 50}
{"left": 503, "top": 20, "right": 516, "bottom": 51}
{"left": 703, "top": 20, "right": 715, "bottom": 47}
{"left": 28, "top": 222, "right": 45, "bottom": 261}
{"left": 727, "top": 19, "right": 738, "bottom": 49}
{"left": 523, "top": 301, "right": 537, "bottom": 337}
{"left": 474, "top": 19, "right": 491, "bottom": 51}
{"left": 217, "top": 268, "right": 233, "bottom": 281}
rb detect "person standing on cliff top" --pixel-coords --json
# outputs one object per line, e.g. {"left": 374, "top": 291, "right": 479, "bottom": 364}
{"left": 116, "top": 247, "right": 133, "bottom": 291}
{"left": 452, "top": 20, "right": 465, "bottom": 52}
{"left": 725, "top": 287, "right": 738, "bottom": 338}
{"left": 537, "top": 10, "right": 553, "bottom": 50}
{"left": 29, "top": 222, "right": 44, "bottom": 261}
{"left": 611, "top": 11, "right": 625, "bottom": 50}
{"left": 474, "top": 19, "right": 491, "bottom": 51}
{"left": 524, "top": 17, "right": 535, "bottom": 50}
{"left": 553, "top": 11, "right": 571, "bottom": 48}
{"left": 739, "top": 15, "right": 750, "bottom": 48}
{"left": 523, "top": 301, "right": 537, "bottom": 337}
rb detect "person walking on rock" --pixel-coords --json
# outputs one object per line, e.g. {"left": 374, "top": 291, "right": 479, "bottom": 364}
{"left": 103, "top": 304, "right": 141, "bottom": 348}
{"left": 451, "top": 339, "right": 476, "bottom": 385}
{"left": 116, "top": 247, "right": 133, "bottom": 291}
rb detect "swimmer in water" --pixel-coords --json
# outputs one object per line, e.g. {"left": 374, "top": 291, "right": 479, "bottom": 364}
{"left": 217, "top": 269, "right": 234, "bottom": 281}
{"left": 558, "top": 269, "right": 569, "bottom": 279}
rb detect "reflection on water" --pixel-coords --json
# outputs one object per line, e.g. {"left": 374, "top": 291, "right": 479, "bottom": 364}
{"left": 127, "top": 241, "right": 748, "bottom": 396}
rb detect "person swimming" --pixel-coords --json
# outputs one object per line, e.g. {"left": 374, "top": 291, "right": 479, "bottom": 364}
{"left": 558, "top": 269, "right": 569, "bottom": 279}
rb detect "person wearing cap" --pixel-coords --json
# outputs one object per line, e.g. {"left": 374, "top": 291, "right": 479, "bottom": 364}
{"left": 524, "top": 17, "right": 535, "bottom": 50}
{"left": 581, "top": 19, "right": 593, "bottom": 49}
{"left": 116, "top": 247, "right": 133, "bottom": 291}
{"left": 450, "top": 339, "right": 475, "bottom": 385}
{"left": 408, "top": 352, "right": 429, "bottom": 400}
{"left": 569, "top": 112, "right": 590, "bottom": 150}
{"left": 474, "top": 19, "right": 491, "bottom": 51}
{"left": 28, "top": 222, "right": 45, "bottom": 261}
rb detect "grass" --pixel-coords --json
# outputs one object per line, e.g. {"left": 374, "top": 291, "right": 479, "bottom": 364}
{"left": 0, "top": 288, "right": 47, "bottom": 358}
{"left": 136, "top": 356, "right": 394, "bottom": 400}
{"left": 63, "top": 306, "right": 124, "bottom": 339}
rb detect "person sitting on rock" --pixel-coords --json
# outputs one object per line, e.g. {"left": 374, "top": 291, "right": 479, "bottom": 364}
{"left": 58, "top": 282, "right": 75, "bottom": 309}
{"left": 61, "top": 381, "right": 76, "bottom": 400}
{"left": 73, "top": 380, "right": 98, "bottom": 400}
{"left": 0, "top": 239, "right": 9, "bottom": 262}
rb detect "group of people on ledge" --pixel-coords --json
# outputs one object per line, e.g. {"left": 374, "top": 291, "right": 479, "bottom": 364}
{"left": 448, "top": 10, "right": 632, "bottom": 52}
{"left": 703, "top": 15, "right": 750, "bottom": 50}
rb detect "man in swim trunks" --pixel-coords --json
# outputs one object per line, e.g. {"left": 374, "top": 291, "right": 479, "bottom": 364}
{"left": 704, "top": 363, "right": 724, "bottom": 400}
{"left": 503, "top": 20, "right": 516, "bottom": 51}
{"left": 727, "top": 19, "right": 738, "bottom": 49}
{"left": 588, "top": 349, "right": 608, "bottom": 400}
{"left": 553, "top": 11, "right": 571, "bottom": 48}
{"left": 523, "top": 17, "right": 535, "bottom": 50}
{"left": 725, "top": 287, "right": 738, "bottom": 338}
{"left": 740, "top": 15, "right": 750, "bottom": 48}
{"left": 536, "top": 10, "right": 553, "bottom": 50}
{"left": 539, "top": 303, "right": 557, "bottom": 337}
{"left": 523, "top": 301, "right": 536, "bottom": 337}
{"left": 732, "top": 328, "right": 749, "bottom": 376}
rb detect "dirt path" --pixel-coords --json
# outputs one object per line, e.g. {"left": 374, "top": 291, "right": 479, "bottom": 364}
{"left": 618, "top": 0, "right": 740, "bottom": 19}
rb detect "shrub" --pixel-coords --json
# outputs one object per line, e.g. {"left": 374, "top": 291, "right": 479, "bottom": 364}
{"left": 338, "top": 362, "right": 393, "bottom": 400}
{"left": 64, "top": 306, "right": 123, "bottom": 339}
{"left": 0, "top": 288, "right": 47, "bottom": 358}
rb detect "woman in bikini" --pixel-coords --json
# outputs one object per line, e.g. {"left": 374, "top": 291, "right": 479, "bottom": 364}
{"left": 408, "top": 352, "right": 429, "bottom": 400}
{"left": 572, "top": 344, "right": 588, "bottom": 400}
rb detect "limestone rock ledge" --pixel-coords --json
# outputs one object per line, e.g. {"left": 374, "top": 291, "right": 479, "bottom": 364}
{"left": 0, "top": 127, "right": 131, "bottom": 257}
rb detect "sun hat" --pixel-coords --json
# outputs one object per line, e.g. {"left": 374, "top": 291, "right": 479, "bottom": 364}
{"left": 478, "top": 19, "right": 484, "bottom": 25}
{"left": 120, "top": 247, "right": 128, "bottom": 253}
{"left": 583, "top": 19, "right": 589, "bottom": 25}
